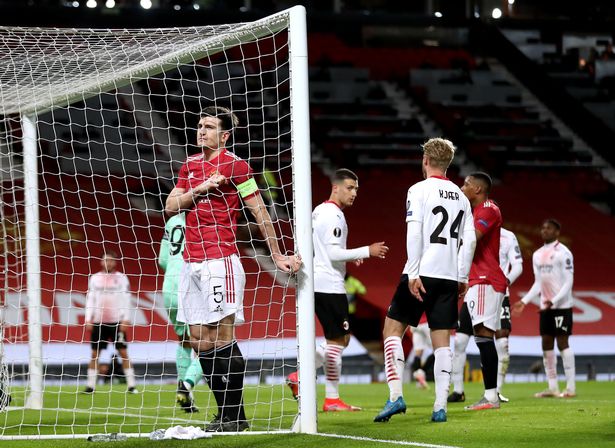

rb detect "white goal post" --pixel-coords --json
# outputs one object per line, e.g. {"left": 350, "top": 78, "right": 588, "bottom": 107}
{"left": 0, "top": 5, "right": 315, "bottom": 438}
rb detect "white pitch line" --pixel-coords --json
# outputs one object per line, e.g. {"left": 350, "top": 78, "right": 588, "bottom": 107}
{"left": 316, "top": 432, "right": 462, "bottom": 448}
{"left": 6, "top": 406, "right": 199, "bottom": 424}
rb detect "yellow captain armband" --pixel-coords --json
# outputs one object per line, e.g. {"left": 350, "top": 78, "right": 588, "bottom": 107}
{"left": 237, "top": 177, "right": 259, "bottom": 198}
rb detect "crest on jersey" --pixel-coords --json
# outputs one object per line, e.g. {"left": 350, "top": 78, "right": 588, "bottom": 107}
{"left": 333, "top": 227, "right": 341, "bottom": 238}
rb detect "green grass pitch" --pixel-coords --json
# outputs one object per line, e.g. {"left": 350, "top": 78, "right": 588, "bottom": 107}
{"left": 1, "top": 381, "right": 614, "bottom": 447}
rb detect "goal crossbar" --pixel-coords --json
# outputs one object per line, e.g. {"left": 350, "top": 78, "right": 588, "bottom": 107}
{"left": 0, "top": 10, "right": 290, "bottom": 116}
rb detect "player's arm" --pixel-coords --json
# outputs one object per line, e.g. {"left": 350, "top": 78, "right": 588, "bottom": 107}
{"left": 404, "top": 186, "right": 426, "bottom": 300}
{"left": 84, "top": 276, "right": 95, "bottom": 333}
{"left": 158, "top": 226, "right": 170, "bottom": 272}
{"left": 119, "top": 275, "right": 131, "bottom": 335}
{"left": 458, "top": 204, "right": 477, "bottom": 286}
{"left": 549, "top": 252, "right": 574, "bottom": 308}
{"left": 513, "top": 254, "right": 540, "bottom": 315}
{"left": 244, "top": 191, "right": 301, "bottom": 273}
{"left": 506, "top": 235, "right": 523, "bottom": 286}
{"left": 165, "top": 173, "right": 227, "bottom": 216}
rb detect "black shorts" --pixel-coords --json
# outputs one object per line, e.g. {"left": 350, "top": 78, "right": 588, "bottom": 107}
{"left": 540, "top": 308, "right": 573, "bottom": 336}
{"left": 90, "top": 323, "right": 127, "bottom": 351}
{"left": 315, "top": 292, "right": 350, "bottom": 340}
{"left": 499, "top": 296, "right": 512, "bottom": 332}
{"left": 458, "top": 302, "right": 473, "bottom": 335}
{"left": 387, "top": 275, "right": 459, "bottom": 330}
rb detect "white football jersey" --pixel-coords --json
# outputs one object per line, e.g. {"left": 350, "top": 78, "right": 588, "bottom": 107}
{"left": 499, "top": 228, "right": 523, "bottom": 294}
{"left": 522, "top": 240, "right": 574, "bottom": 309}
{"left": 403, "top": 176, "right": 475, "bottom": 281}
{"left": 85, "top": 271, "right": 131, "bottom": 324}
{"left": 313, "top": 201, "right": 370, "bottom": 294}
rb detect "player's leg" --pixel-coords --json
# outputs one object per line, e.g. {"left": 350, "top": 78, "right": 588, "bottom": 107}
{"left": 556, "top": 309, "right": 575, "bottom": 397}
{"left": 423, "top": 276, "right": 458, "bottom": 422}
{"left": 449, "top": 302, "right": 472, "bottom": 402}
{"left": 164, "top": 285, "right": 193, "bottom": 381}
{"left": 115, "top": 325, "right": 137, "bottom": 393}
{"left": 464, "top": 285, "right": 502, "bottom": 410}
{"left": 495, "top": 296, "right": 512, "bottom": 402}
{"left": 535, "top": 310, "right": 559, "bottom": 397}
{"left": 374, "top": 275, "right": 420, "bottom": 423}
{"left": 191, "top": 255, "right": 248, "bottom": 432}
{"left": 85, "top": 324, "right": 103, "bottom": 393}
{"left": 314, "top": 293, "right": 358, "bottom": 411}
{"left": 410, "top": 325, "right": 430, "bottom": 389}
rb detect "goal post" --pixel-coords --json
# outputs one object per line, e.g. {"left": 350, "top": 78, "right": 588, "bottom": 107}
{"left": 0, "top": 5, "right": 315, "bottom": 438}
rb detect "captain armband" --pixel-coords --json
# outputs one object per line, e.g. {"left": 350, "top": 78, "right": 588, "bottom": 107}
{"left": 237, "top": 177, "right": 259, "bottom": 198}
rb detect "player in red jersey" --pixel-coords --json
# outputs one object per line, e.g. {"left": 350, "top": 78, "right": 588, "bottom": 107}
{"left": 459, "top": 172, "right": 507, "bottom": 411}
{"left": 165, "top": 106, "right": 301, "bottom": 432}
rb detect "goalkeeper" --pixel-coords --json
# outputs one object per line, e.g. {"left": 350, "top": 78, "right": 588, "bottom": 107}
{"left": 159, "top": 212, "right": 203, "bottom": 413}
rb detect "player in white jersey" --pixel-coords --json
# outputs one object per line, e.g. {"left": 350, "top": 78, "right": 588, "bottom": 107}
{"left": 287, "top": 169, "right": 389, "bottom": 411}
{"left": 374, "top": 138, "right": 476, "bottom": 424}
{"left": 83, "top": 251, "right": 137, "bottom": 394}
{"left": 513, "top": 219, "right": 576, "bottom": 398}
{"left": 494, "top": 228, "right": 523, "bottom": 401}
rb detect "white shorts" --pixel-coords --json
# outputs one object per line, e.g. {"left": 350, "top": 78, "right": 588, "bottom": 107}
{"left": 464, "top": 284, "right": 504, "bottom": 331}
{"left": 410, "top": 322, "right": 432, "bottom": 352}
{"left": 177, "top": 254, "right": 246, "bottom": 326}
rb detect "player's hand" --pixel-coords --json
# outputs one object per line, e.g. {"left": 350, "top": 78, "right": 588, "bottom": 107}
{"left": 273, "top": 253, "right": 302, "bottom": 274}
{"left": 543, "top": 300, "right": 553, "bottom": 310}
{"left": 194, "top": 173, "right": 227, "bottom": 194}
{"left": 512, "top": 301, "right": 525, "bottom": 317}
{"left": 458, "top": 282, "right": 469, "bottom": 299}
{"left": 353, "top": 259, "right": 364, "bottom": 267}
{"left": 369, "top": 242, "right": 389, "bottom": 259}
{"left": 408, "top": 277, "right": 426, "bottom": 301}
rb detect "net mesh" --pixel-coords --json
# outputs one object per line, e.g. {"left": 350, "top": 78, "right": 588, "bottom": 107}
{"left": 0, "top": 14, "right": 300, "bottom": 438}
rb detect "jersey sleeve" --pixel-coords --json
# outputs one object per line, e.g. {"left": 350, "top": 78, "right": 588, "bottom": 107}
{"left": 507, "top": 233, "right": 523, "bottom": 266}
{"left": 85, "top": 274, "right": 96, "bottom": 324}
{"left": 175, "top": 162, "right": 189, "bottom": 190}
{"left": 521, "top": 252, "right": 541, "bottom": 305}
{"left": 232, "top": 159, "right": 259, "bottom": 200}
{"left": 458, "top": 199, "right": 477, "bottom": 282}
{"left": 405, "top": 184, "right": 423, "bottom": 223}
{"left": 473, "top": 205, "right": 498, "bottom": 236}
{"left": 119, "top": 274, "right": 131, "bottom": 323}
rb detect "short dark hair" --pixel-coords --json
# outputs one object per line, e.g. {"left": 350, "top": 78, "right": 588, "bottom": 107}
{"left": 103, "top": 249, "right": 119, "bottom": 259}
{"left": 543, "top": 218, "right": 561, "bottom": 231}
{"left": 332, "top": 168, "right": 358, "bottom": 184}
{"left": 201, "top": 106, "right": 239, "bottom": 132}
{"left": 469, "top": 171, "right": 492, "bottom": 194}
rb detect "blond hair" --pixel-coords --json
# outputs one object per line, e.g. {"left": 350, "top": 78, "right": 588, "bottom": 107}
{"left": 422, "top": 138, "right": 456, "bottom": 170}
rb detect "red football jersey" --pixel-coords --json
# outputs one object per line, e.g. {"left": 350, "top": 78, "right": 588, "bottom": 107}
{"left": 469, "top": 200, "right": 507, "bottom": 293}
{"left": 175, "top": 149, "right": 257, "bottom": 261}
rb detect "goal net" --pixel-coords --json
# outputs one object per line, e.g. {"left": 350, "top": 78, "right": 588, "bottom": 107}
{"left": 0, "top": 6, "right": 314, "bottom": 439}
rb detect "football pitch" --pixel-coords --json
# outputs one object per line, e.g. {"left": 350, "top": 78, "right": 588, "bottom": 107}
{"left": 1, "top": 381, "right": 614, "bottom": 447}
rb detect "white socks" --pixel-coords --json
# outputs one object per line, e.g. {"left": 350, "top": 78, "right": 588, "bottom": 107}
{"left": 324, "top": 344, "right": 343, "bottom": 399}
{"left": 495, "top": 337, "right": 510, "bottom": 392}
{"left": 87, "top": 368, "right": 97, "bottom": 389}
{"left": 124, "top": 367, "right": 136, "bottom": 389}
{"left": 451, "top": 332, "right": 470, "bottom": 393}
{"left": 384, "top": 336, "right": 404, "bottom": 401}
{"left": 543, "top": 350, "right": 558, "bottom": 391}
{"left": 433, "top": 347, "right": 452, "bottom": 412}
{"left": 561, "top": 348, "right": 576, "bottom": 393}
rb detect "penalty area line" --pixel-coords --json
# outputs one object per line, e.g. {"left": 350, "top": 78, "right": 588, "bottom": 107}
{"left": 316, "top": 432, "right": 461, "bottom": 448}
